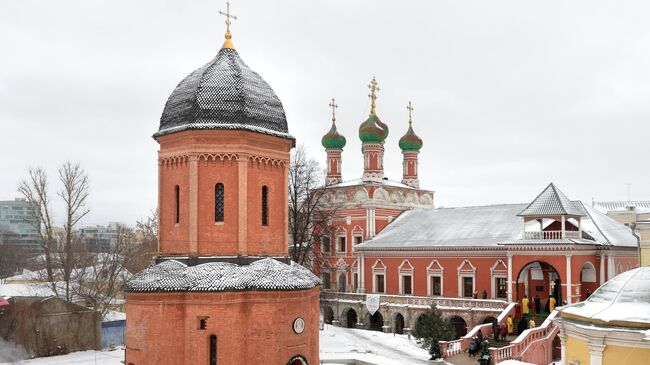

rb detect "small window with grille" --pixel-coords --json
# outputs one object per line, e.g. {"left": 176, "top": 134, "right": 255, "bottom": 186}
{"left": 215, "top": 183, "right": 224, "bottom": 222}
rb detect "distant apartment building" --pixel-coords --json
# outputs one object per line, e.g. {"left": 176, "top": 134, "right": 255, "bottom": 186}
{"left": 0, "top": 198, "right": 41, "bottom": 252}
{"left": 79, "top": 223, "right": 120, "bottom": 252}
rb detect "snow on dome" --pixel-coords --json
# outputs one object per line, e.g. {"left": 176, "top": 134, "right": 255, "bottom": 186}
{"left": 124, "top": 258, "right": 321, "bottom": 293}
{"left": 559, "top": 266, "right": 650, "bottom": 328}
{"left": 155, "top": 47, "right": 292, "bottom": 141}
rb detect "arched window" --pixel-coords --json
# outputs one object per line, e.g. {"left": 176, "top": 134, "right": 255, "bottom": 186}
{"left": 209, "top": 335, "right": 217, "bottom": 365}
{"left": 261, "top": 186, "right": 268, "bottom": 226}
{"left": 174, "top": 185, "right": 180, "bottom": 224}
{"left": 215, "top": 183, "right": 224, "bottom": 222}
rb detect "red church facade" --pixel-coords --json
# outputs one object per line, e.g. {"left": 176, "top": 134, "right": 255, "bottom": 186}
{"left": 317, "top": 82, "right": 639, "bottom": 310}
{"left": 125, "top": 16, "right": 320, "bottom": 365}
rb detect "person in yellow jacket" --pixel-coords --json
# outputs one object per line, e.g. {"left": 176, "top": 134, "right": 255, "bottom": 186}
{"left": 521, "top": 295, "right": 530, "bottom": 315}
{"left": 529, "top": 316, "right": 536, "bottom": 329}
{"left": 507, "top": 315, "right": 513, "bottom": 335}
{"left": 549, "top": 296, "right": 556, "bottom": 312}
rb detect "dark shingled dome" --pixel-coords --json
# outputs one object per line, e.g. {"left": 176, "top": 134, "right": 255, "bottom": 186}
{"left": 155, "top": 48, "right": 291, "bottom": 139}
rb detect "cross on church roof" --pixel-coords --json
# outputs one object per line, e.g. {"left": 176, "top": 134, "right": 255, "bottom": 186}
{"left": 329, "top": 98, "right": 338, "bottom": 122}
{"left": 407, "top": 101, "right": 414, "bottom": 125}
{"left": 368, "top": 77, "right": 380, "bottom": 115}
{"left": 219, "top": 2, "right": 238, "bottom": 49}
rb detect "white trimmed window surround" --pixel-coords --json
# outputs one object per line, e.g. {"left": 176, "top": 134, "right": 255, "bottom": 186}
{"left": 427, "top": 259, "right": 444, "bottom": 296}
{"left": 490, "top": 259, "right": 508, "bottom": 299}
{"left": 398, "top": 260, "right": 414, "bottom": 295}
{"left": 457, "top": 259, "right": 476, "bottom": 298}
{"left": 372, "top": 259, "right": 386, "bottom": 293}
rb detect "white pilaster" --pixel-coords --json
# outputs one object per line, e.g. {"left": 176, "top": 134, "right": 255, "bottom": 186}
{"left": 599, "top": 253, "right": 605, "bottom": 285}
{"left": 566, "top": 255, "right": 572, "bottom": 304}
{"left": 607, "top": 254, "right": 614, "bottom": 280}
{"left": 507, "top": 254, "right": 513, "bottom": 302}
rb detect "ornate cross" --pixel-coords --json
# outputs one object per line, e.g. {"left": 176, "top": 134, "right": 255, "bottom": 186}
{"left": 219, "top": 2, "right": 238, "bottom": 33}
{"left": 329, "top": 98, "right": 338, "bottom": 122}
{"left": 367, "top": 77, "right": 380, "bottom": 115}
{"left": 407, "top": 101, "right": 414, "bottom": 125}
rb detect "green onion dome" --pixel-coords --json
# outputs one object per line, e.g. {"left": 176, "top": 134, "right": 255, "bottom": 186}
{"left": 359, "top": 114, "right": 388, "bottom": 143}
{"left": 399, "top": 123, "right": 423, "bottom": 152}
{"left": 321, "top": 121, "right": 346, "bottom": 150}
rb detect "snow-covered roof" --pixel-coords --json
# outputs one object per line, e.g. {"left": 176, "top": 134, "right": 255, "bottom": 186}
{"left": 518, "top": 183, "right": 584, "bottom": 217}
{"left": 124, "top": 258, "right": 321, "bottom": 293}
{"left": 559, "top": 266, "right": 650, "bottom": 328}
{"left": 357, "top": 201, "right": 637, "bottom": 250}
{"left": 0, "top": 282, "right": 57, "bottom": 298}
{"left": 103, "top": 310, "right": 126, "bottom": 322}
{"left": 593, "top": 200, "right": 650, "bottom": 213}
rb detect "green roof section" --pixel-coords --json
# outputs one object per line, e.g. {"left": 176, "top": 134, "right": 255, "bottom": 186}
{"left": 321, "top": 121, "right": 346, "bottom": 150}
{"left": 359, "top": 114, "right": 388, "bottom": 143}
{"left": 399, "top": 124, "right": 423, "bottom": 152}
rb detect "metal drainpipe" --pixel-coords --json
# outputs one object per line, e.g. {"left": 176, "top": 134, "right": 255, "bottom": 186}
{"left": 630, "top": 222, "right": 641, "bottom": 267}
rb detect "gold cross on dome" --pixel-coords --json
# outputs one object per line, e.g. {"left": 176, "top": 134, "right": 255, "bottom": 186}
{"left": 367, "top": 77, "right": 380, "bottom": 115}
{"left": 329, "top": 98, "right": 338, "bottom": 122}
{"left": 407, "top": 101, "right": 414, "bottom": 125}
{"left": 219, "top": 2, "right": 238, "bottom": 33}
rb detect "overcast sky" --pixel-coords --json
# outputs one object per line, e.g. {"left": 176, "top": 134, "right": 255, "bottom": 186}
{"left": 1, "top": 1, "right": 649, "bottom": 227}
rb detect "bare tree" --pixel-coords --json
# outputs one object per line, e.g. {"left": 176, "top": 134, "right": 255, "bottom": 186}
{"left": 72, "top": 224, "right": 135, "bottom": 318}
{"left": 18, "top": 163, "right": 90, "bottom": 301}
{"left": 288, "top": 145, "right": 339, "bottom": 267}
{"left": 58, "top": 162, "right": 90, "bottom": 302}
{"left": 130, "top": 210, "right": 158, "bottom": 272}
{"left": 17, "top": 168, "right": 57, "bottom": 291}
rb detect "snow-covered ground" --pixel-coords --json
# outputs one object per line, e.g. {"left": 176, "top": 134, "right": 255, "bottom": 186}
{"left": 0, "top": 327, "right": 458, "bottom": 365}
{"left": 0, "top": 349, "right": 124, "bottom": 365}
{"left": 320, "top": 324, "right": 432, "bottom": 365}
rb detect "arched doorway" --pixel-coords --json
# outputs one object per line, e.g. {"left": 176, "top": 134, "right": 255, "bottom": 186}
{"left": 482, "top": 316, "right": 497, "bottom": 324}
{"left": 552, "top": 334, "right": 561, "bottom": 361}
{"left": 367, "top": 311, "right": 384, "bottom": 331}
{"left": 394, "top": 313, "right": 405, "bottom": 334}
{"left": 322, "top": 306, "right": 334, "bottom": 325}
{"left": 345, "top": 308, "right": 358, "bottom": 328}
{"left": 338, "top": 273, "right": 346, "bottom": 292}
{"left": 580, "top": 261, "right": 597, "bottom": 301}
{"left": 449, "top": 316, "right": 467, "bottom": 339}
{"left": 516, "top": 261, "right": 562, "bottom": 314}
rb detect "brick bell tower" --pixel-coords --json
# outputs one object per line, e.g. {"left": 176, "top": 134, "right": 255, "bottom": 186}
{"left": 399, "top": 101, "right": 423, "bottom": 188}
{"left": 124, "top": 5, "right": 320, "bottom": 365}
{"left": 359, "top": 77, "right": 388, "bottom": 182}
{"left": 321, "top": 98, "right": 346, "bottom": 184}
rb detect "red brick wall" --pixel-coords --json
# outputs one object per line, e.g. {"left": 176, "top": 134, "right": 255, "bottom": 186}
{"left": 125, "top": 288, "right": 320, "bottom": 365}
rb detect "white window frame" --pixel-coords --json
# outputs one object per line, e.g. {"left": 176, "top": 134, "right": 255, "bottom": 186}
{"left": 427, "top": 259, "right": 444, "bottom": 297}
{"left": 372, "top": 259, "right": 386, "bottom": 293}
{"left": 398, "top": 260, "right": 414, "bottom": 295}
{"left": 335, "top": 227, "right": 347, "bottom": 255}
{"left": 457, "top": 259, "right": 476, "bottom": 298}
{"left": 490, "top": 259, "right": 508, "bottom": 299}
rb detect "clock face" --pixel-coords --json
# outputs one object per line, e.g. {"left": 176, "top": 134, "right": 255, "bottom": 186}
{"left": 293, "top": 317, "right": 305, "bottom": 334}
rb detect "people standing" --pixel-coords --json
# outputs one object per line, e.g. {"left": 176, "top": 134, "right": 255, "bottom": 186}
{"left": 534, "top": 294, "right": 542, "bottom": 314}
{"left": 529, "top": 316, "right": 536, "bottom": 329}
{"left": 473, "top": 290, "right": 478, "bottom": 299}
{"left": 517, "top": 317, "right": 528, "bottom": 335}
{"left": 482, "top": 289, "right": 488, "bottom": 299}
{"left": 507, "top": 315, "right": 513, "bottom": 335}
{"left": 492, "top": 318, "right": 499, "bottom": 341}
{"left": 522, "top": 295, "right": 530, "bottom": 315}
{"left": 549, "top": 295, "right": 556, "bottom": 312}
{"left": 499, "top": 322, "right": 507, "bottom": 341}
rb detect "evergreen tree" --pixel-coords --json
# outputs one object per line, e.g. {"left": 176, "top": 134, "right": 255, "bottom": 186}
{"left": 412, "top": 305, "right": 455, "bottom": 359}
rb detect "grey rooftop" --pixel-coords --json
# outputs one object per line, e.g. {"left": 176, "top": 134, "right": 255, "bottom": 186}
{"left": 518, "top": 183, "right": 584, "bottom": 217}
{"left": 155, "top": 48, "right": 292, "bottom": 140}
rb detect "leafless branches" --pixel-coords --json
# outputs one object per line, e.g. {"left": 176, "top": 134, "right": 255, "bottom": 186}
{"left": 288, "top": 145, "right": 339, "bottom": 267}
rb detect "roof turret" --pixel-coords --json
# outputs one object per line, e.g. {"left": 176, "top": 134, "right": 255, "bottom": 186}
{"left": 321, "top": 98, "right": 346, "bottom": 150}
{"left": 399, "top": 101, "right": 423, "bottom": 152}
{"left": 358, "top": 77, "right": 388, "bottom": 143}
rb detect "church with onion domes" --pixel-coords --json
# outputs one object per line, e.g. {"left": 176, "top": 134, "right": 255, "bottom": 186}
{"left": 124, "top": 4, "right": 320, "bottom": 365}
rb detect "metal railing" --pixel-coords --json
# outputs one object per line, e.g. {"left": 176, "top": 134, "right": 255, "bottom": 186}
{"left": 523, "top": 230, "right": 581, "bottom": 240}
